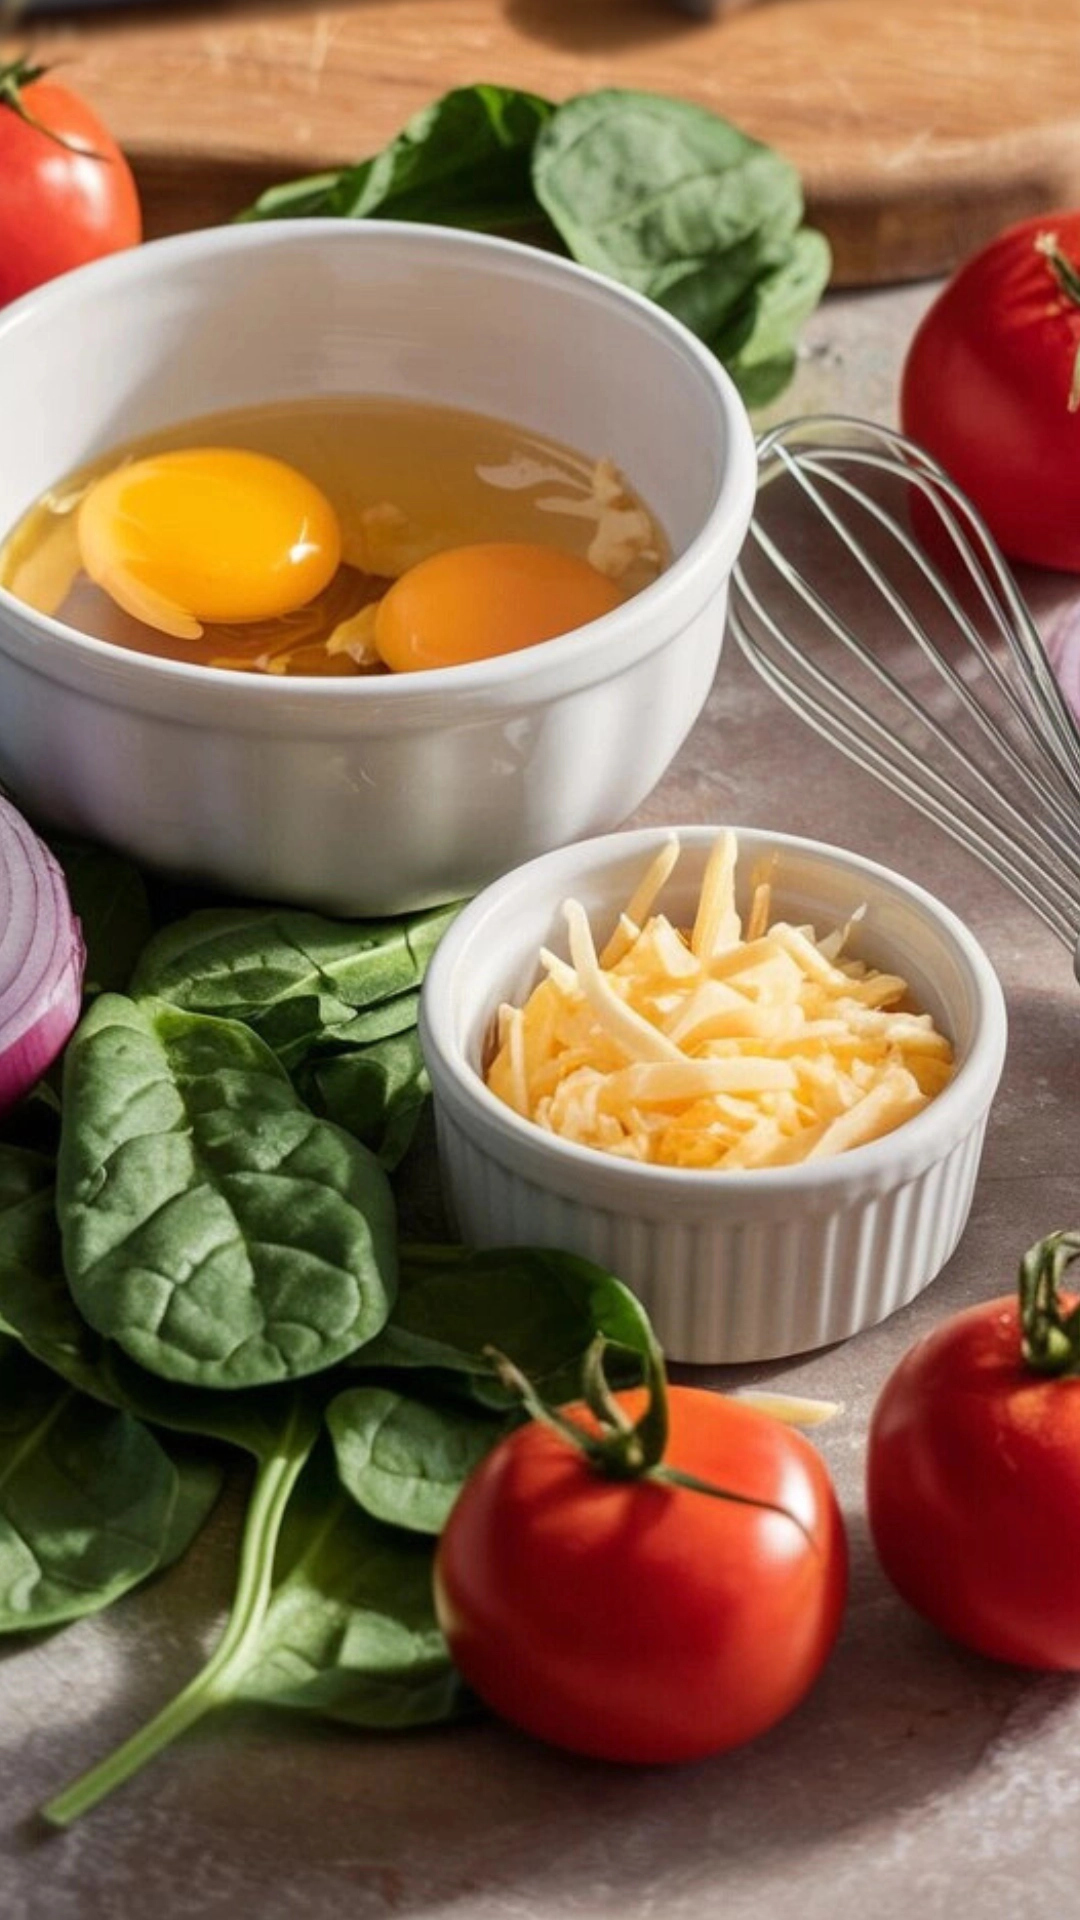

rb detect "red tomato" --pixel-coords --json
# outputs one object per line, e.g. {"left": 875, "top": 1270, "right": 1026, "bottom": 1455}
{"left": 868, "top": 1232, "right": 1080, "bottom": 1668}
{"left": 0, "top": 59, "right": 142, "bottom": 307}
{"left": 434, "top": 1384, "right": 847, "bottom": 1763}
{"left": 900, "top": 211, "right": 1080, "bottom": 572}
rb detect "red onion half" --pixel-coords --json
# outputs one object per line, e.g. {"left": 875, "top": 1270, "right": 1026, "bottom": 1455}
{"left": 0, "top": 795, "right": 85, "bottom": 1115}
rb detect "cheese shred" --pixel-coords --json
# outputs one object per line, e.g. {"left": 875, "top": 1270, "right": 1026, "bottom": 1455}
{"left": 485, "top": 832, "right": 955, "bottom": 1170}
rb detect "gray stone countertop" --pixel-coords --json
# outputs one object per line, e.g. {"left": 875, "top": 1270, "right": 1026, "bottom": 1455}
{"left": 3, "top": 281, "right": 1078, "bottom": 1920}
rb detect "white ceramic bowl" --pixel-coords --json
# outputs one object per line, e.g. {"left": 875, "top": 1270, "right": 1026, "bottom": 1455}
{"left": 418, "top": 825, "right": 1009, "bottom": 1363}
{"left": 0, "top": 222, "right": 755, "bottom": 915}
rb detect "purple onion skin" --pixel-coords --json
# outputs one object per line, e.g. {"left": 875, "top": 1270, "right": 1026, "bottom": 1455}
{"left": 0, "top": 797, "right": 85, "bottom": 1117}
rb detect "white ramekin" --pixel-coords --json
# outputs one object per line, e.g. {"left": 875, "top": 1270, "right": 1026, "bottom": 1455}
{"left": 0, "top": 222, "right": 755, "bottom": 916}
{"left": 418, "top": 825, "right": 1009, "bottom": 1363}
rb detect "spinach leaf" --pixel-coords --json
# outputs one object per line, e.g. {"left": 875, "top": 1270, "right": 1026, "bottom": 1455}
{"left": 0, "top": 1141, "right": 300, "bottom": 1461}
{"left": 239, "top": 83, "right": 555, "bottom": 234}
{"left": 52, "top": 840, "right": 153, "bottom": 997}
{"left": 42, "top": 1392, "right": 319, "bottom": 1826}
{"left": 130, "top": 901, "right": 458, "bottom": 1069}
{"left": 57, "top": 995, "right": 397, "bottom": 1389}
{"left": 273, "top": 988, "right": 427, "bottom": 1070}
{"left": 709, "top": 226, "right": 832, "bottom": 407}
{"left": 326, "top": 1385, "right": 499, "bottom": 1534}
{"left": 234, "top": 1441, "right": 465, "bottom": 1727}
{"left": 0, "top": 1145, "right": 83, "bottom": 1373}
{"left": 297, "top": 1028, "right": 430, "bottom": 1170}
{"left": 43, "top": 1413, "right": 464, "bottom": 1826}
{"left": 0, "top": 1146, "right": 229, "bottom": 1595}
{"left": 534, "top": 90, "right": 804, "bottom": 288}
{"left": 360, "top": 1244, "right": 656, "bottom": 1404}
{"left": 533, "top": 89, "right": 830, "bottom": 404}
{"left": 0, "top": 1343, "right": 220, "bottom": 1632}
{"left": 0, "top": 1149, "right": 324, "bottom": 1499}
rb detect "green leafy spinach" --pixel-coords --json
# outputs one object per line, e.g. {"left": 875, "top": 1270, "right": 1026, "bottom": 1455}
{"left": 130, "top": 900, "right": 459, "bottom": 1069}
{"left": 362, "top": 1242, "right": 657, "bottom": 1404}
{"left": 57, "top": 995, "right": 397, "bottom": 1388}
{"left": 0, "top": 1342, "right": 221, "bottom": 1632}
{"left": 0, "top": 835, "right": 670, "bottom": 1830}
{"left": 326, "top": 1384, "right": 500, "bottom": 1535}
{"left": 238, "top": 83, "right": 554, "bottom": 232}
{"left": 296, "top": 1028, "right": 431, "bottom": 1171}
{"left": 533, "top": 90, "right": 830, "bottom": 408}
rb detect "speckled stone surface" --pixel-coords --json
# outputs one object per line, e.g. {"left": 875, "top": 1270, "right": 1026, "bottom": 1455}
{"left": 3, "top": 280, "right": 1079, "bottom": 1920}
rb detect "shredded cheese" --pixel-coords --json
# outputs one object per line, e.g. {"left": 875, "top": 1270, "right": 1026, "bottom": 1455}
{"left": 690, "top": 828, "right": 741, "bottom": 960}
{"left": 484, "top": 832, "right": 955, "bottom": 1170}
{"left": 732, "top": 1390, "right": 844, "bottom": 1427}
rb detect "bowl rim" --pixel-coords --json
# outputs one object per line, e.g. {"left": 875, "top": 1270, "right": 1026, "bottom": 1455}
{"left": 0, "top": 218, "right": 757, "bottom": 705}
{"left": 418, "top": 822, "right": 1010, "bottom": 1206}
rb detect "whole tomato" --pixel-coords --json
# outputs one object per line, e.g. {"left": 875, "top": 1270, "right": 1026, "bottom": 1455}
{"left": 901, "top": 212, "right": 1080, "bottom": 572}
{"left": 868, "top": 1230, "right": 1080, "bottom": 1669}
{"left": 434, "top": 1343, "right": 847, "bottom": 1763}
{"left": 0, "top": 57, "right": 142, "bottom": 307}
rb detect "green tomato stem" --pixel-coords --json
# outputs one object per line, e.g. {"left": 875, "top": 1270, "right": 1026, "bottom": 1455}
{"left": 487, "top": 1334, "right": 815, "bottom": 1544}
{"left": 0, "top": 58, "right": 48, "bottom": 106}
{"left": 648, "top": 1462, "right": 816, "bottom": 1549}
{"left": 1018, "top": 1229, "right": 1080, "bottom": 1376}
{"left": 1034, "top": 232, "right": 1080, "bottom": 412}
{"left": 487, "top": 1330, "right": 670, "bottom": 1477}
{"left": 41, "top": 1402, "right": 318, "bottom": 1828}
{"left": 0, "top": 54, "right": 107, "bottom": 159}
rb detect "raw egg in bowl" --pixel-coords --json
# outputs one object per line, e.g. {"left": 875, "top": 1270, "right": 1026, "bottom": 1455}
{"left": 0, "top": 221, "right": 756, "bottom": 914}
{"left": 74, "top": 447, "right": 344, "bottom": 639}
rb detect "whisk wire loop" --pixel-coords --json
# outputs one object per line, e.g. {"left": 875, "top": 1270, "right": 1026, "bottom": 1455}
{"left": 778, "top": 449, "right": 1050, "bottom": 753}
{"left": 745, "top": 473, "right": 1080, "bottom": 881}
{"left": 738, "top": 591, "right": 1079, "bottom": 949}
{"left": 731, "top": 416, "right": 1080, "bottom": 968}
{"left": 767, "top": 435, "right": 1080, "bottom": 804}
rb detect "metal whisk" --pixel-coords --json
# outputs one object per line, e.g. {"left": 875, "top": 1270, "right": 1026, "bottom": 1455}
{"left": 729, "top": 416, "right": 1080, "bottom": 971}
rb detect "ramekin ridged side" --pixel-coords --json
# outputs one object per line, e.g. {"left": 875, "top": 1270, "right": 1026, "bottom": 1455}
{"left": 430, "top": 1106, "right": 991, "bottom": 1362}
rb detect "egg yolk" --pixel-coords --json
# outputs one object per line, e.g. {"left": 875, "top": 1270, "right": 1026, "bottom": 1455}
{"left": 373, "top": 541, "right": 624, "bottom": 673}
{"left": 76, "top": 448, "right": 342, "bottom": 640}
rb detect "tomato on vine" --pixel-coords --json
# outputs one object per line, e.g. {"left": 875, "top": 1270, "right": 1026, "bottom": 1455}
{"left": 868, "top": 1230, "right": 1080, "bottom": 1669}
{"left": 0, "top": 57, "right": 142, "bottom": 307}
{"left": 434, "top": 1334, "right": 848, "bottom": 1764}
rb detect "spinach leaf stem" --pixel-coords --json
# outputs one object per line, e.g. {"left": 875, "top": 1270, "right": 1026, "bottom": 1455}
{"left": 42, "top": 1398, "right": 318, "bottom": 1827}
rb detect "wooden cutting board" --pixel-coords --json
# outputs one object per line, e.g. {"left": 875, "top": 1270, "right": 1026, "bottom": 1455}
{"left": 19, "top": 0, "right": 1080, "bottom": 284}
